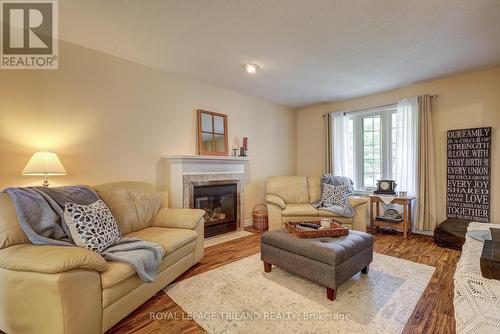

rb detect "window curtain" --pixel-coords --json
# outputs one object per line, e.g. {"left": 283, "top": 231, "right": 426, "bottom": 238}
{"left": 416, "top": 95, "right": 437, "bottom": 232}
{"left": 331, "top": 111, "right": 348, "bottom": 177}
{"left": 323, "top": 113, "right": 332, "bottom": 174}
{"left": 395, "top": 97, "right": 419, "bottom": 198}
{"left": 395, "top": 95, "right": 437, "bottom": 233}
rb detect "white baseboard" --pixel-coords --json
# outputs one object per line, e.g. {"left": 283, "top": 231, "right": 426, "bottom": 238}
{"left": 244, "top": 219, "right": 253, "bottom": 227}
{"left": 412, "top": 229, "right": 434, "bottom": 236}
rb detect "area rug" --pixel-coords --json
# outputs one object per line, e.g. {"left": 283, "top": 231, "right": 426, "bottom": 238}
{"left": 204, "top": 230, "right": 253, "bottom": 248}
{"left": 164, "top": 253, "right": 435, "bottom": 334}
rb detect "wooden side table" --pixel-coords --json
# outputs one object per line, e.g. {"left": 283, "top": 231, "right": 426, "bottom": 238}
{"left": 369, "top": 195, "right": 416, "bottom": 238}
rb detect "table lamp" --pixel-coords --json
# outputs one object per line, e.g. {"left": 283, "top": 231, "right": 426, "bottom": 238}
{"left": 21, "top": 151, "right": 67, "bottom": 187}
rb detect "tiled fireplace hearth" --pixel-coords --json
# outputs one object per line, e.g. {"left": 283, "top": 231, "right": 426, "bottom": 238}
{"left": 162, "top": 155, "right": 249, "bottom": 237}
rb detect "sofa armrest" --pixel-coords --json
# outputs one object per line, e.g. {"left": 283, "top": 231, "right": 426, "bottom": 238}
{"left": 0, "top": 267, "right": 102, "bottom": 334}
{"left": 349, "top": 196, "right": 368, "bottom": 232}
{"left": 0, "top": 244, "right": 107, "bottom": 274}
{"left": 154, "top": 207, "right": 205, "bottom": 230}
{"left": 348, "top": 195, "right": 368, "bottom": 208}
{"left": 265, "top": 194, "right": 286, "bottom": 210}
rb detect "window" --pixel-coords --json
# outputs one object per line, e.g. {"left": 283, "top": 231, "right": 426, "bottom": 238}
{"left": 344, "top": 105, "right": 399, "bottom": 190}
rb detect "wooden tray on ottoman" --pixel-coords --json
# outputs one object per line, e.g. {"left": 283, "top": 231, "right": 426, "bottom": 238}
{"left": 285, "top": 221, "right": 348, "bottom": 238}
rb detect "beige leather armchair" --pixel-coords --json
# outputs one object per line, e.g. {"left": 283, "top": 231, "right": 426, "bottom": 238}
{"left": 266, "top": 176, "right": 368, "bottom": 231}
{"left": 0, "top": 182, "right": 205, "bottom": 334}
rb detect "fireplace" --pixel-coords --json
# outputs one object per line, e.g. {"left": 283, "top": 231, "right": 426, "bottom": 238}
{"left": 192, "top": 182, "right": 239, "bottom": 237}
{"left": 162, "top": 155, "right": 248, "bottom": 237}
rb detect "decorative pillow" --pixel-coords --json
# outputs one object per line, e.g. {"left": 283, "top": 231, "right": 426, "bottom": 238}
{"left": 321, "top": 183, "right": 349, "bottom": 207}
{"left": 64, "top": 200, "right": 120, "bottom": 253}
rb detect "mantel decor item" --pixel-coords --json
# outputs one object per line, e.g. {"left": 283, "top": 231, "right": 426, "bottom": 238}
{"left": 197, "top": 109, "right": 229, "bottom": 156}
{"left": 239, "top": 137, "right": 248, "bottom": 157}
{"left": 21, "top": 151, "right": 67, "bottom": 187}
{"left": 374, "top": 180, "right": 397, "bottom": 195}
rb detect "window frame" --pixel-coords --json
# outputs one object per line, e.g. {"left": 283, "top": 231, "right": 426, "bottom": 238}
{"left": 345, "top": 105, "right": 398, "bottom": 191}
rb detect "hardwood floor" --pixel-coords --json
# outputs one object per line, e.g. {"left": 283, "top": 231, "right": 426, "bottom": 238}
{"left": 374, "top": 231, "right": 460, "bottom": 334}
{"left": 107, "top": 228, "right": 461, "bottom": 334}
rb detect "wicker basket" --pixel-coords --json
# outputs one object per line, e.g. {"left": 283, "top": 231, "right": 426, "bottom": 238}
{"left": 285, "top": 221, "right": 348, "bottom": 238}
{"left": 252, "top": 204, "right": 268, "bottom": 231}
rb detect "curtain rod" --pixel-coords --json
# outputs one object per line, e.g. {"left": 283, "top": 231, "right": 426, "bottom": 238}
{"left": 321, "top": 94, "right": 437, "bottom": 117}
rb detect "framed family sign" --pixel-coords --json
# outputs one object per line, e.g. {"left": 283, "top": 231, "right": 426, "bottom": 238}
{"left": 446, "top": 127, "right": 492, "bottom": 222}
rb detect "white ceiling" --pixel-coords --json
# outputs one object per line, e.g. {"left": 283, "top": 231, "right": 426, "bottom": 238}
{"left": 60, "top": 0, "right": 500, "bottom": 108}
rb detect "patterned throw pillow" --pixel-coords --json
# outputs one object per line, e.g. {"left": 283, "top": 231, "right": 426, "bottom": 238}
{"left": 321, "top": 183, "right": 349, "bottom": 207}
{"left": 64, "top": 200, "right": 120, "bottom": 253}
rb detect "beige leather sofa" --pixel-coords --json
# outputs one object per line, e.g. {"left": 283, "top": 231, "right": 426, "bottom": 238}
{"left": 0, "top": 182, "right": 205, "bottom": 334}
{"left": 266, "top": 176, "right": 368, "bottom": 231}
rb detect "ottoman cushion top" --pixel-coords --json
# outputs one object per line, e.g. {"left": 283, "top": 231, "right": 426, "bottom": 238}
{"left": 261, "top": 229, "right": 373, "bottom": 266}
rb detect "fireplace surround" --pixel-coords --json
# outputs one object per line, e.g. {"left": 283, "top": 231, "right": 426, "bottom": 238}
{"left": 162, "top": 155, "right": 249, "bottom": 237}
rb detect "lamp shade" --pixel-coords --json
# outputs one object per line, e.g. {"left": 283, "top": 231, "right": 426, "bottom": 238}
{"left": 21, "top": 152, "right": 67, "bottom": 176}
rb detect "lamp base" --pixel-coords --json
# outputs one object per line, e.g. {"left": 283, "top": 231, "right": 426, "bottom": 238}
{"left": 43, "top": 175, "right": 49, "bottom": 187}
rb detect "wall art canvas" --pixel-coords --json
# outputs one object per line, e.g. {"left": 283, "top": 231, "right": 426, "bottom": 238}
{"left": 446, "top": 127, "right": 492, "bottom": 222}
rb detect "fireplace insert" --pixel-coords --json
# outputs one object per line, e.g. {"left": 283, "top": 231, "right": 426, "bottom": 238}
{"left": 193, "top": 183, "right": 238, "bottom": 237}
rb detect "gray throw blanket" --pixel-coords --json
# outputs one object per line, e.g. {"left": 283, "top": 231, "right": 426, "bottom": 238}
{"left": 4, "top": 186, "right": 164, "bottom": 283}
{"left": 311, "top": 174, "right": 355, "bottom": 218}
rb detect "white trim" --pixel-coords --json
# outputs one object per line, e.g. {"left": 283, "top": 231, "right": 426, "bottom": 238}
{"left": 244, "top": 219, "right": 253, "bottom": 227}
{"left": 413, "top": 230, "right": 434, "bottom": 236}
{"left": 163, "top": 154, "right": 249, "bottom": 162}
{"left": 345, "top": 105, "right": 397, "bottom": 191}
{"left": 182, "top": 172, "right": 244, "bottom": 175}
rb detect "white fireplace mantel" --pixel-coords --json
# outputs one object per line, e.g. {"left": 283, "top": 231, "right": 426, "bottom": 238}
{"left": 161, "top": 154, "right": 250, "bottom": 210}
{"left": 162, "top": 154, "right": 249, "bottom": 162}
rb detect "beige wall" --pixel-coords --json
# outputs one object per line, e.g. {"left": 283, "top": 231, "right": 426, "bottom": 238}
{"left": 0, "top": 41, "right": 297, "bottom": 220}
{"left": 297, "top": 67, "right": 500, "bottom": 224}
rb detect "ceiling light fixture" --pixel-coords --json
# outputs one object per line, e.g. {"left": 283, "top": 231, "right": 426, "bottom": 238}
{"left": 243, "top": 63, "right": 259, "bottom": 74}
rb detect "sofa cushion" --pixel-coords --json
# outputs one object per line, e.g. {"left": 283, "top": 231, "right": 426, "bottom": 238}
{"left": 127, "top": 227, "right": 197, "bottom": 255}
{"left": 266, "top": 176, "right": 310, "bottom": 204}
{"left": 307, "top": 176, "right": 321, "bottom": 202}
{"left": 100, "top": 227, "right": 197, "bottom": 289}
{"left": 317, "top": 196, "right": 368, "bottom": 218}
{"left": 261, "top": 228, "right": 373, "bottom": 266}
{"left": 317, "top": 209, "right": 341, "bottom": 218}
{"left": 321, "top": 183, "right": 349, "bottom": 207}
{"left": 64, "top": 200, "right": 121, "bottom": 253}
{"left": 94, "top": 182, "right": 163, "bottom": 234}
{"left": 282, "top": 204, "right": 318, "bottom": 217}
{"left": 101, "top": 241, "right": 196, "bottom": 307}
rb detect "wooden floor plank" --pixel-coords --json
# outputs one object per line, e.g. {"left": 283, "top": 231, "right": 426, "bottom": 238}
{"left": 107, "top": 228, "right": 461, "bottom": 334}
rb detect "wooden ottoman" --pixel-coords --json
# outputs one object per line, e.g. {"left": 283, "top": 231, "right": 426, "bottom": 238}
{"left": 261, "top": 228, "right": 373, "bottom": 301}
